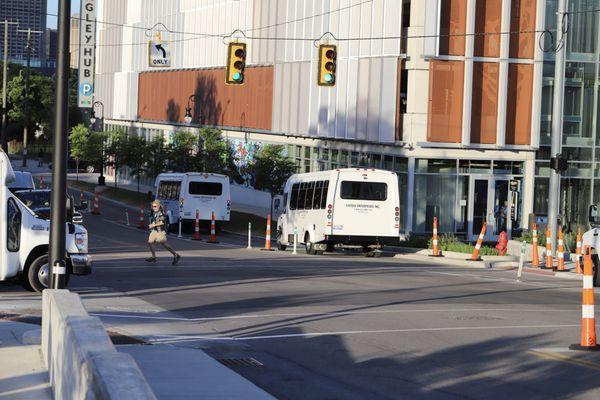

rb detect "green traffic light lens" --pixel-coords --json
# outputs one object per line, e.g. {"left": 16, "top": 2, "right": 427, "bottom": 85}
{"left": 324, "top": 73, "right": 334, "bottom": 83}
{"left": 233, "top": 72, "right": 243, "bottom": 82}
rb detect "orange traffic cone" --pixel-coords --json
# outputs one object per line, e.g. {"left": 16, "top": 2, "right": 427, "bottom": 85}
{"left": 192, "top": 210, "right": 201, "bottom": 241}
{"left": 207, "top": 211, "right": 219, "bottom": 243}
{"left": 469, "top": 222, "right": 487, "bottom": 261}
{"left": 261, "top": 214, "right": 274, "bottom": 251}
{"left": 569, "top": 249, "right": 600, "bottom": 351}
{"left": 544, "top": 226, "right": 553, "bottom": 269}
{"left": 576, "top": 226, "right": 583, "bottom": 274}
{"left": 556, "top": 226, "right": 565, "bottom": 271}
{"left": 137, "top": 207, "right": 146, "bottom": 229}
{"left": 430, "top": 216, "right": 443, "bottom": 257}
{"left": 532, "top": 223, "right": 540, "bottom": 268}
{"left": 91, "top": 192, "right": 100, "bottom": 215}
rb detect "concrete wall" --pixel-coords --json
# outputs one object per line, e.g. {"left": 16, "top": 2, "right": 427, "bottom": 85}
{"left": 42, "top": 290, "right": 156, "bottom": 400}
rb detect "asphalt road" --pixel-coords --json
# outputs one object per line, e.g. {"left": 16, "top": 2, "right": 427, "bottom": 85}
{"left": 4, "top": 192, "right": 600, "bottom": 399}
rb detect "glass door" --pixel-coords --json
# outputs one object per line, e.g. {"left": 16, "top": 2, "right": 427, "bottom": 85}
{"left": 468, "top": 177, "right": 514, "bottom": 242}
{"left": 469, "top": 179, "right": 489, "bottom": 241}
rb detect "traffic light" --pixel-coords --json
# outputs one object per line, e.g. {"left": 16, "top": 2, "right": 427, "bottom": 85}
{"left": 318, "top": 44, "right": 337, "bottom": 86}
{"left": 226, "top": 42, "right": 246, "bottom": 85}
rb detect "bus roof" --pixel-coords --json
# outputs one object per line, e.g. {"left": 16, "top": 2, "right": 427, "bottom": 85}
{"left": 288, "top": 168, "right": 396, "bottom": 181}
{"left": 155, "top": 172, "right": 228, "bottom": 186}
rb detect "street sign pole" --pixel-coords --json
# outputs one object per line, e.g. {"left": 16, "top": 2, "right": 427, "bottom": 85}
{"left": 49, "top": 0, "right": 71, "bottom": 289}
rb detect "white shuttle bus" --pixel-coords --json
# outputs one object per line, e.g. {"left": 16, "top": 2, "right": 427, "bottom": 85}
{"left": 276, "top": 168, "right": 400, "bottom": 255}
{"left": 155, "top": 172, "right": 231, "bottom": 230}
{"left": 0, "top": 151, "right": 92, "bottom": 292}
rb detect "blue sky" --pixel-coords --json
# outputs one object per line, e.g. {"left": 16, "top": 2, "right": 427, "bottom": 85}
{"left": 47, "top": 0, "right": 81, "bottom": 29}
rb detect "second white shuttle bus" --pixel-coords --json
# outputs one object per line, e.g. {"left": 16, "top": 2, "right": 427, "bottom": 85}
{"left": 276, "top": 168, "right": 400, "bottom": 255}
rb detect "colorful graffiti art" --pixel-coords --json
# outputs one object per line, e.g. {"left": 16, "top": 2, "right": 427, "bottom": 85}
{"left": 230, "top": 139, "right": 263, "bottom": 187}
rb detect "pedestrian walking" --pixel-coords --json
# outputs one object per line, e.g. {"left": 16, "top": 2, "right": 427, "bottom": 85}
{"left": 146, "top": 200, "right": 181, "bottom": 265}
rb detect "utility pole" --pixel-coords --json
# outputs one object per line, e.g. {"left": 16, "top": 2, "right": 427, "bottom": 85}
{"left": 16, "top": 28, "right": 42, "bottom": 167}
{"left": 49, "top": 0, "right": 71, "bottom": 290}
{"left": 1, "top": 20, "right": 18, "bottom": 153}
{"left": 548, "top": 0, "right": 568, "bottom": 259}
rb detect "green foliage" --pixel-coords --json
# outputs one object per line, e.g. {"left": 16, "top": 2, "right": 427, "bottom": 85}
{"left": 427, "top": 233, "right": 500, "bottom": 256}
{"left": 122, "top": 135, "right": 148, "bottom": 192}
{"left": 83, "top": 131, "right": 108, "bottom": 172}
{"left": 519, "top": 228, "right": 576, "bottom": 253}
{"left": 7, "top": 73, "right": 54, "bottom": 134}
{"left": 146, "top": 136, "right": 168, "bottom": 178}
{"left": 167, "top": 130, "right": 197, "bottom": 172}
{"left": 105, "top": 129, "right": 127, "bottom": 187}
{"left": 250, "top": 145, "right": 296, "bottom": 198}
{"left": 192, "top": 127, "right": 233, "bottom": 174}
{"left": 68, "top": 124, "right": 89, "bottom": 162}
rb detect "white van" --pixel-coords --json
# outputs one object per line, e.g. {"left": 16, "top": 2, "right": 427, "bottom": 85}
{"left": 0, "top": 151, "right": 92, "bottom": 292}
{"left": 276, "top": 168, "right": 400, "bottom": 255}
{"left": 8, "top": 171, "right": 35, "bottom": 191}
{"left": 155, "top": 172, "right": 231, "bottom": 230}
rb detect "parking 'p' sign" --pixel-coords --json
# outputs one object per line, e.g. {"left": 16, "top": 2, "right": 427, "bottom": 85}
{"left": 149, "top": 41, "right": 171, "bottom": 67}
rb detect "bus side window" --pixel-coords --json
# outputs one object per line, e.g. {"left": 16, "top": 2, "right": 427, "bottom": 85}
{"left": 313, "top": 181, "right": 322, "bottom": 209}
{"left": 305, "top": 182, "right": 315, "bottom": 210}
{"left": 321, "top": 180, "right": 329, "bottom": 209}
{"left": 290, "top": 183, "right": 299, "bottom": 210}
{"left": 298, "top": 182, "right": 307, "bottom": 210}
{"left": 282, "top": 193, "right": 288, "bottom": 212}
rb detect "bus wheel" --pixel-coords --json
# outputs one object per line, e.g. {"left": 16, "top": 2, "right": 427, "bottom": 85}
{"left": 277, "top": 241, "right": 287, "bottom": 251}
{"left": 305, "top": 234, "right": 317, "bottom": 255}
{"left": 25, "top": 255, "right": 69, "bottom": 293}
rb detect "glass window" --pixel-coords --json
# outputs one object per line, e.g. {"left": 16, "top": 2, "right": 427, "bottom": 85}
{"left": 189, "top": 182, "right": 222, "bottom": 196}
{"left": 312, "top": 181, "right": 323, "bottom": 209}
{"left": 158, "top": 181, "right": 181, "bottom": 200}
{"left": 321, "top": 180, "right": 329, "bottom": 209}
{"left": 340, "top": 181, "right": 388, "bottom": 201}
{"left": 290, "top": 183, "right": 300, "bottom": 210}
{"left": 413, "top": 175, "right": 456, "bottom": 233}
{"left": 298, "top": 182, "right": 307, "bottom": 210}
{"left": 305, "top": 182, "right": 315, "bottom": 210}
{"left": 417, "top": 159, "right": 456, "bottom": 174}
{"left": 384, "top": 155, "right": 394, "bottom": 171}
{"left": 7, "top": 198, "right": 21, "bottom": 252}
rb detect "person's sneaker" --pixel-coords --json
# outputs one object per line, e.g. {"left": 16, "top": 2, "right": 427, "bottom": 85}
{"left": 172, "top": 254, "right": 181, "bottom": 265}
{"left": 145, "top": 257, "right": 157, "bottom": 263}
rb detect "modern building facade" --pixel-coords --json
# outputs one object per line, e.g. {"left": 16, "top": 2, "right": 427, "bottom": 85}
{"left": 0, "top": 0, "right": 47, "bottom": 65}
{"left": 95, "top": 0, "right": 600, "bottom": 241}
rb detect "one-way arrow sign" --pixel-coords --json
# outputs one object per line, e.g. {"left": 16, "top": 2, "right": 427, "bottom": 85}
{"left": 148, "top": 40, "right": 171, "bottom": 67}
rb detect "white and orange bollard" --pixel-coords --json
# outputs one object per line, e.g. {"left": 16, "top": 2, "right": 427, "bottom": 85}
{"left": 261, "top": 214, "right": 274, "bottom": 251}
{"left": 469, "top": 222, "right": 487, "bottom": 261}
{"left": 569, "top": 249, "right": 600, "bottom": 351}
{"left": 430, "top": 216, "right": 443, "bottom": 257}
{"left": 137, "top": 206, "right": 146, "bottom": 229}
{"left": 556, "top": 226, "right": 566, "bottom": 271}
{"left": 39, "top": 176, "right": 44, "bottom": 189}
{"left": 532, "top": 223, "right": 540, "bottom": 268}
{"left": 125, "top": 209, "right": 130, "bottom": 226}
{"left": 91, "top": 192, "right": 100, "bottom": 215}
{"left": 207, "top": 211, "right": 219, "bottom": 243}
{"left": 545, "top": 226, "right": 553, "bottom": 269}
{"left": 576, "top": 226, "right": 583, "bottom": 274}
{"left": 192, "top": 210, "right": 201, "bottom": 241}
{"left": 247, "top": 222, "right": 252, "bottom": 249}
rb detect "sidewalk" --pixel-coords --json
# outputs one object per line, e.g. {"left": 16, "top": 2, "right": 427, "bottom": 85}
{"left": 0, "top": 320, "right": 51, "bottom": 399}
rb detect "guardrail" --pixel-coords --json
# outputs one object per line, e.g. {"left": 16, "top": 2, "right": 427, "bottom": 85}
{"left": 41, "top": 289, "right": 156, "bottom": 400}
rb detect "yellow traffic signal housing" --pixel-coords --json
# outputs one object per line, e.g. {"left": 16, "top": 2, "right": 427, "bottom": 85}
{"left": 318, "top": 44, "right": 337, "bottom": 86}
{"left": 226, "top": 42, "right": 247, "bottom": 85}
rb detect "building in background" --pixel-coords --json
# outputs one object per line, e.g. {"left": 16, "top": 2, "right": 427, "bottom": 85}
{"left": 94, "top": 0, "right": 600, "bottom": 240}
{"left": 70, "top": 13, "right": 79, "bottom": 69}
{"left": 0, "top": 0, "right": 47, "bottom": 66}
{"left": 44, "top": 28, "right": 57, "bottom": 66}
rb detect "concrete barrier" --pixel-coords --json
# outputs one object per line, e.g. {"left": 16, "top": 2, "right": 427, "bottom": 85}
{"left": 42, "top": 289, "right": 156, "bottom": 400}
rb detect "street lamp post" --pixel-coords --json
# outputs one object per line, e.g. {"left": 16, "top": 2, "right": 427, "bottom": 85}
{"left": 90, "top": 101, "right": 105, "bottom": 186}
{"left": 184, "top": 94, "right": 198, "bottom": 125}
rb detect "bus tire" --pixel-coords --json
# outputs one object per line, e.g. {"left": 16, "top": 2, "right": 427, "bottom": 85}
{"left": 25, "top": 255, "right": 69, "bottom": 293}
{"left": 277, "top": 241, "right": 287, "bottom": 251}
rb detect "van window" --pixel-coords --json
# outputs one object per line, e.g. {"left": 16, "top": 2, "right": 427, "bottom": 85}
{"left": 312, "top": 181, "right": 323, "bottom": 209}
{"left": 298, "top": 182, "right": 307, "bottom": 210}
{"left": 7, "top": 198, "right": 21, "bottom": 252}
{"left": 305, "top": 182, "right": 315, "bottom": 210}
{"left": 158, "top": 181, "right": 181, "bottom": 201}
{"left": 321, "top": 180, "right": 329, "bottom": 209}
{"left": 189, "top": 182, "right": 223, "bottom": 196}
{"left": 340, "top": 181, "right": 388, "bottom": 201}
{"left": 290, "top": 183, "right": 300, "bottom": 210}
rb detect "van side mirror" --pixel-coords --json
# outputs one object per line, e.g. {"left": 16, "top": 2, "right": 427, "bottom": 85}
{"left": 274, "top": 199, "right": 281, "bottom": 211}
{"left": 589, "top": 205, "right": 600, "bottom": 226}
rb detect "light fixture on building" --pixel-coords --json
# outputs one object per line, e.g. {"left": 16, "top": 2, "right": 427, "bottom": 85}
{"left": 184, "top": 106, "right": 192, "bottom": 124}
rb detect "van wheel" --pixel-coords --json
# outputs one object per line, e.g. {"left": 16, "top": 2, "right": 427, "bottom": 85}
{"left": 326, "top": 244, "right": 335, "bottom": 253}
{"left": 23, "top": 255, "right": 69, "bottom": 293}
{"left": 305, "top": 234, "right": 316, "bottom": 255}
{"left": 277, "top": 241, "right": 287, "bottom": 251}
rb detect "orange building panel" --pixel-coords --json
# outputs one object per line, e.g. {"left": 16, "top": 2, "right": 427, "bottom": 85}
{"left": 471, "top": 62, "right": 499, "bottom": 144}
{"left": 137, "top": 66, "right": 274, "bottom": 131}
{"left": 506, "top": 63, "right": 533, "bottom": 145}
{"left": 428, "top": 60, "right": 464, "bottom": 143}
{"left": 510, "top": 0, "right": 536, "bottom": 59}
{"left": 439, "top": 0, "right": 467, "bottom": 56}
{"left": 474, "top": 0, "right": 502, "bottom": 57}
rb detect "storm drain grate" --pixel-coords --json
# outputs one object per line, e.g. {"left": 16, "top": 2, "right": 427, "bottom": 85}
{"left": 217, "top": 357, "right": 264, "bottom": 367}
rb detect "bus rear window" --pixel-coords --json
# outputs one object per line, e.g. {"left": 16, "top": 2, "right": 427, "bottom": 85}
{"left": 340, "top": 181, "right": 387, "bottom": 201}
{"left": 189, "top": 182, "right": 223, "bottom": 196}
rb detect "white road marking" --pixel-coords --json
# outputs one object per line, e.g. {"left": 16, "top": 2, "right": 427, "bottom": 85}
{"left": 149, "top": 323, "right": 580, "bottom": 343}
{"left": 90, "top": 307, "right": 584, "bottom": 322}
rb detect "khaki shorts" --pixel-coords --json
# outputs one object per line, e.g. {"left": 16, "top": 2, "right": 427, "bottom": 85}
{"left": 148, "top": 230, "right": 167, "bottom": 244}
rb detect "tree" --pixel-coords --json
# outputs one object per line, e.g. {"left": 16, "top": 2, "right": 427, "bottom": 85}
{"left": 167, "top": 130, "right": 196, "bottom": 172}
{"left": 6, "top": 73, "right": 54, "bottom": 141}
{"left": 191, "top": 127, "right": 237, "bottom": 175}
{"left": 83, "top": 131, "right": 107, "bottom": 175}
{"left": 68, "top": 124, "right": 89, "bottom": 181}
{"left": 122, "top": 135, "right": 148, "bottom": 193}
{"left": 104, "top": 129, "right": 127, "bottom": 188}
{"left": 250, "top": 145, "right": 296, "bottom": 215}
{"left": 146, "top": 135, "right": 168, "bottom": 179}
